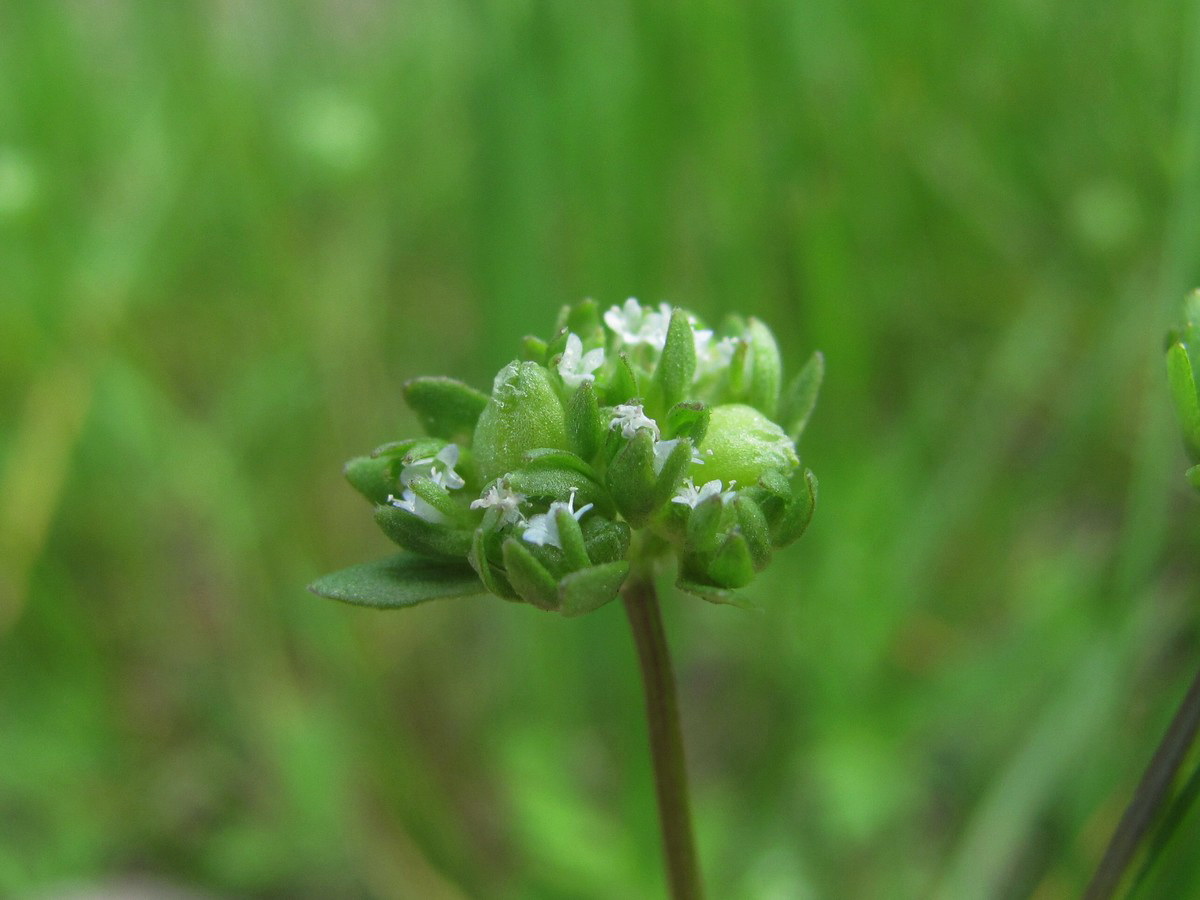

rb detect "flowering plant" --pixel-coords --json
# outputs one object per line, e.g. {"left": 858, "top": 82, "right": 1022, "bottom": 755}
{"left": 311, "top": 297, "right": 821, "bottom": 613}
{"left": 310, "top": 297, "right": 821, "bottom": 898}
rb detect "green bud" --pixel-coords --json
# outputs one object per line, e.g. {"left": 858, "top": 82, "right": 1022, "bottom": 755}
{"left": 473, "top": 361, "right": 569, "bottom": 482}
{"left": 699, "top": 404, "right": 799, "bottom": 486}
{"left": 403, "top": 377, "right": 489, "bottom": 442}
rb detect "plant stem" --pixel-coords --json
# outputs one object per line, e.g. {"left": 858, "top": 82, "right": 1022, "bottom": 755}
{"left": 1085, "top": 664, "right": 1200, "bottom": 900}
{"left": 622, "top": 573, "right": 704, "bottom": 900}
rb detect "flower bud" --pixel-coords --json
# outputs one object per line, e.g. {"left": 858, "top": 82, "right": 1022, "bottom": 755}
{"left": 698, "top": 404, "right": 799, "bottom": 486}
{"left": 473, "top": 361, "right": 569, "bottom": 482}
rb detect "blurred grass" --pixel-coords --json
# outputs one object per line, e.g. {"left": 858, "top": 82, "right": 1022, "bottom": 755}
{"left": 3, "top": 0, "right": 1200, "bottom": 897}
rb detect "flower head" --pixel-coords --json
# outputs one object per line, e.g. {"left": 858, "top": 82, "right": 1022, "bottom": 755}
{"left": 557, "top": 333, "right": 606, "bottom": 389}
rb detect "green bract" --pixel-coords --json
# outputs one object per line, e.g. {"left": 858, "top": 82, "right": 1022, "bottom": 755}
{"left": 311, "top": 298, "right": 823, "bottom": 612}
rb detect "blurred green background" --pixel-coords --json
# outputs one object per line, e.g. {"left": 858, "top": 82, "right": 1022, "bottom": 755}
{"left": 4, "top": 1, "right": 1200, "bottom": 897}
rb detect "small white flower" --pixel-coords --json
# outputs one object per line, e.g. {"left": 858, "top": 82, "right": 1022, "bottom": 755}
{"left": 652, "top": 439, "right": 705, "bottom": 475}
{"left": 671, "top": 477, "right": 737, "bottom": 509}
{"left": 400, "top": 444, "right": 465, "bottom": 491}
{"left": 522, "top": 490, "right": 594, "bottom": 549}
{"left": 387, "top": 490, "right": 449, "bottom": 524}
{"left": 610, "top": 402, "right": 660, "bottom": 440}
{"left": 556, "top": 333, "right": 606, "bottom": 389}
{"left": 603, "top": 298, "right": 673, "bottom": 350}
{"left": 471, "top": 479, "right": 526, "bottom": 525}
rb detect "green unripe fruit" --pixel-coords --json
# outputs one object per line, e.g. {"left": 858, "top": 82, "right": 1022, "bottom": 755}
{"left": 698, "top": 404, "right": 799, "bottom": 486}
{"left": 473, "top": 361, "right": 569, "bottom": 481}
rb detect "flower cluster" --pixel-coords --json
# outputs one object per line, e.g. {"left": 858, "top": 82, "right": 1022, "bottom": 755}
{"left": 342, "top": 298, "right": 822, "bottom": 614}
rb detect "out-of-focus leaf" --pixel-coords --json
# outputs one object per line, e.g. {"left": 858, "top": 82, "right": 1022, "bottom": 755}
{"left": 308, "top": 553, "right": 484, "bottom": 609}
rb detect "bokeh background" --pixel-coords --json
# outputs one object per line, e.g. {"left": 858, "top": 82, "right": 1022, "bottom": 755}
{"left": 4, "top": 2, "right": 1200, "bottom": 897}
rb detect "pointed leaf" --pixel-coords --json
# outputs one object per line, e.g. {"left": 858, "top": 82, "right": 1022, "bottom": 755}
{"left": 1168, "top": 342, "right": 1200, "bottom": 462}
{"left": 655, "top": 309, "right": 696, "bottom": 410}
{"left": 308, "top": 554, "right": 483, "bottom": 609}
{"left": 676, "top": 577, "right": 758, "bottom": 610}
{"left": 665, "top": 402, "right": 709, "bottom": 444}
{"left": 502, "top": 538, "right": 561, "bottom": 610}
{"left": 780, "top": 351, "right": 824, "bottom": 444}
{"left": 375, "top": 504, "right": 473, "bottom": 559}
{"left": 403, "top": 377, "right": 489, "bottom": 442}
{"left": 559, "top": 562, "right": 630, "bottom": 617}
{"left": 567, "top": 380, "right": 606, "bottom": 461}
{"left": 344, "top": 455, "right": 398, "bottom": 505}
{"left": 744, "top": 318, "right": 782, "bottom": 417}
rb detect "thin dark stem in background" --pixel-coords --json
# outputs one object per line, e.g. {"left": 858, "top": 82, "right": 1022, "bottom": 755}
{"left": 1085, "top": 665, "right": 1200, "bottom": 900}
{"left": 622, "top": 574, "right": 704, "bottom": 900}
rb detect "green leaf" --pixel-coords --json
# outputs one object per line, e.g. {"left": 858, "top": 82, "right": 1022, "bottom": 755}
{"left": 522, "top": 447, "right": 603, "bottom": 483}
{"left": 772, "top": 468, "right": 818, "bottom": 547}
{"left": 502, "top": 538, "right": 561, "bottom": 610}
{"left": 607, "top": 353, "right": 640, "bottom": 405}
{"left": 709, "top": 532, "right": 756, "bottom": 588}
{"left": 1187, "top": 464, "right": 1200, "bottom": 491}
{"left": 745, "top": 318, "right": 782, "bottom": 417}
{"left": 566, "top": 380, "right": 606, "bottom": 461}
{"left": 554, "top": 507, "right": 592, "bottom": 571}
{"left": 734, "top": 495, "right": 773, "bottom": 569}
{"left": 375, "top": 504, "right": 473, "bottom": 559}
{"left": 779, "top": 351, "right": 825, "bottom": 444}
{"left": 665, "top": 402, "right": 709, "bottom": 444}
{"left": 521, "top": 335, "right": 549, "bottom": 364}
{"left": 1167, "top": 342, "right": 1200, "bottom": 463}
{"left": 505, "top": 466, "right": 613, "bottom": 517}
{"left": 308, "top": 554, "right": 484, "bottom": 610}
{"left": 403, "top": 377, "right": 489, "bottom": 442}
{"left": 344, "top": 454, "right": 398, "bottom": 505}
{"left": 676, "top": 577, "right": 757, "bottom": 610}
{"left": 655, "top": 309, "right": 696, "bottom": 410}
{"left": 606, "top": 429, "right": 657, "bottom": 526}
{"left": 581, "top": 516, "right": 631, "bottom": 564}
{"left": 559, "top": 562, "right": 630, "bottom": 617}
